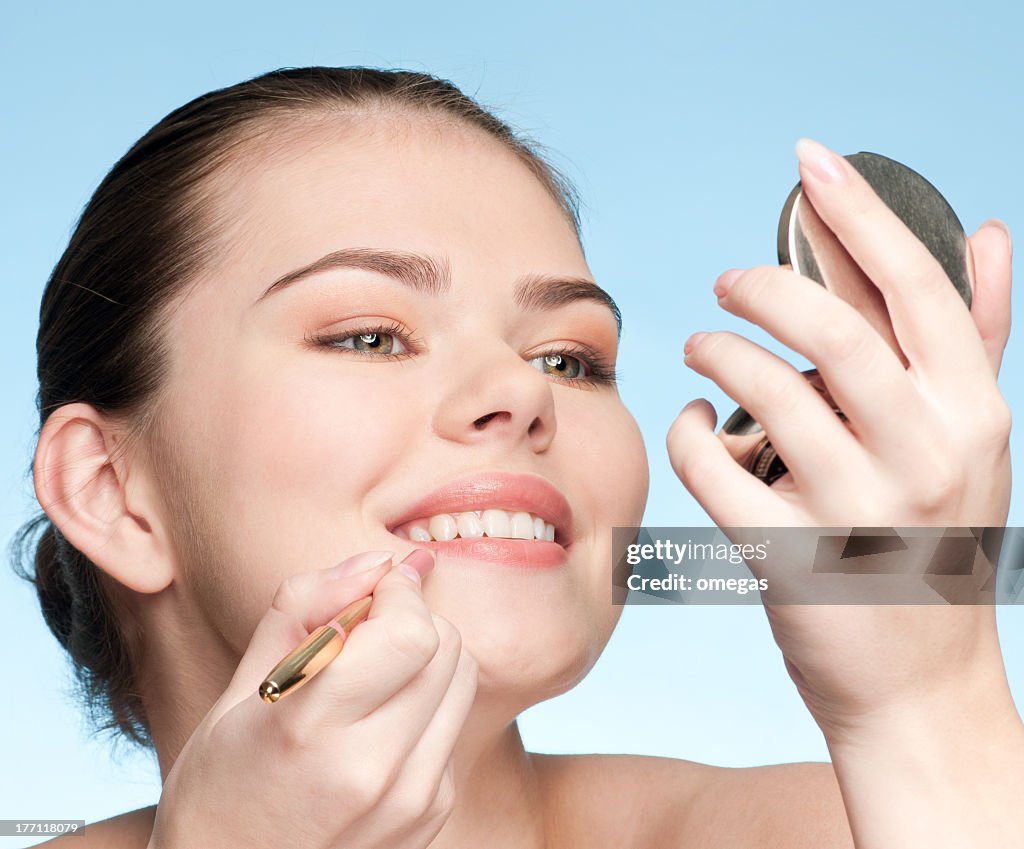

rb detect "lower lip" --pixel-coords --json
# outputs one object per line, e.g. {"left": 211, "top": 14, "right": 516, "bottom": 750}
{"left": 399, "top": 536, "right": 570, "bottom": 568}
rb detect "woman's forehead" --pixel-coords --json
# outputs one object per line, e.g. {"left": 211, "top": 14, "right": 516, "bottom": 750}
{"left": 222, "top": 119, "right": 563, "bottom": 232}
{"left": 207, "top": 116, "right": 587, "bottom": 291}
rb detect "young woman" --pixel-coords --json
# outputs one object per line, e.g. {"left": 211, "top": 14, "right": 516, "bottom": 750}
{"left": 17, "top": 66, "right": 1023, "bottom": 848}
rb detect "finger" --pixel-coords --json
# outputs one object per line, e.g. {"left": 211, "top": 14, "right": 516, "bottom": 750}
{"left": 210, "top": 548, "right": 397, "bottom": 723}
{"left": 966, "top": 220, "right": 1013, "bottom": 375}
{"left": 713, "top": 266, "right": 937, "bottom": 468}
{"left": 346, "top": 613, "right": 465, "bottom": 758}
{"left": 794, "top": 138, "right": 992, "bottom": 401}
{"left": 667, "top": 397, "right": 791, "bottom": 527}
{"left": 683, "top": 330, "right": 867, "bottom": 497}
{"left": 270, "top": 552, "right": 446, "bottom": 727}
{"left": 363, "top": 642, "right": 478, "bottom": 832}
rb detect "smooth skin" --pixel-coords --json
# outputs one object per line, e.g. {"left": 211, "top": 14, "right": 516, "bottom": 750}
{"left": 669, "top": 138, "right": 1023, "bottom": 847}
{"left": 32, "top": 124, "right": 1020, "bottom": 849}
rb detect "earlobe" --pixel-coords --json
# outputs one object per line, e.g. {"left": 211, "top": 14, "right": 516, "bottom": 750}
{"left": 33, "top": 403, "right": 173, "bottom": 595}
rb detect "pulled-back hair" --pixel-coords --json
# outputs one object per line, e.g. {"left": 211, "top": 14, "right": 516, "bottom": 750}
{"left": 11, "top": 66, "right": 584, "bottom": 752}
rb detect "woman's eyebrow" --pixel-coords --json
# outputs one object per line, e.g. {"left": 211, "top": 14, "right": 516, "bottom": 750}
{"left": 255, "top": 247, "right": 622, "bottom": 336}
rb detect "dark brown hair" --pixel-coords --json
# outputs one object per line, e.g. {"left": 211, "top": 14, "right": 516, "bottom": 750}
{"left": 11, "top": 65, "right": 585, "bottom": 752}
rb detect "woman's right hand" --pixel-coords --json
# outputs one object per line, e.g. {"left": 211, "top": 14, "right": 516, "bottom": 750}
{"left": 146, "top": 549, "right": 478, "bottom": 849}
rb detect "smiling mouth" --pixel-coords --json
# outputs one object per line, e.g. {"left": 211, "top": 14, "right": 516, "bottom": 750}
{"left": 391, "top": 508, "right": 562, "bottom": 545}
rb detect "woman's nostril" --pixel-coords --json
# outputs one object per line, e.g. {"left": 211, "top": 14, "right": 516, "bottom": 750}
{"left": 473, "top": 412, "right": 500, "bottom": 429}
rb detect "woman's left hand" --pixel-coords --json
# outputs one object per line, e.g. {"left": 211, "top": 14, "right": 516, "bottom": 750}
{"left": 665, "top": 138, "right": 1015, "bottom": 741}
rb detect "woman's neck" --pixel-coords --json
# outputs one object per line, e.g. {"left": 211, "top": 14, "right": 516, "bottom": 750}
{"left": 435, "top": 716, "right": 550, "bottom": 849}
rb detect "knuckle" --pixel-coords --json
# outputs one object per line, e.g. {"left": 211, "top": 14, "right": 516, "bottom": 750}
{"left": 885, "top": 246, "right": 951, "bottom": 303}
{"left": 429, "top": 771, "right": 458, "bottom": 820}
{"left": 814, "top": 319, "right": 871, "bottom": 366}
{"left": 384, "top": 616, "right": 441, "bottom": 667}
{"left": 901, "top": 254, "right": 946, "bottom": 293}
{"left": 914, "top": 459, "right": 965, "bottom": 512}
{"left": 842, "top": 177, "right": 871, "bottom": 209}
{"left": 271, "top": 714, "right": 316, "bottom": 755}
{"left": 348, "top": 761, "right": 401, "bottom": 809}
{"left": 431, "top": 613, "right": 462, "bottom": 654}
{"left": 270, "top": 574, "right": 305, "bottom": 615}
{"left": 977, "top": 398, "right": 1013, "bottom": 446}
{"left": 753, "top": 372, "right": 803, "bottom": 416}
{"left": 390, "top": 792, "right": 424, "bottom": 824}
{"left": 732, "top": 266, "right": 773, "bottom": 307}
{"left": 691, "top": 329, "right": 727, "bottom": 361}
{"left": 395, "top": 775, "right": 455, "bottom": 824}
{"left": 342, "top": 779, "right": 382, "bottom": 812}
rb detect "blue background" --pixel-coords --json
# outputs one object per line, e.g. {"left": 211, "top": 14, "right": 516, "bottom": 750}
{"left": 3, "top": 0, "right": 1023, "bottom": 836}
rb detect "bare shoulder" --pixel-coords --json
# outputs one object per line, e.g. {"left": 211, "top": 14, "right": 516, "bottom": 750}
{"left": 531, "top": 753, "right": 853, "bottom": 849}
{"left": 31, "top": 805, "right": 156, "bottom": 849}
{"left": 685, "top": 760, "right": 854, "bottom": 849}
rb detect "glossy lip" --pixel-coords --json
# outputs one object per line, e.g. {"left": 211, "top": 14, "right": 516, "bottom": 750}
{"left": 403, "top": 536, "right": 569, "bottom": 569}
{"left": 385, "top": 471, "right": 575, "bottom": 549}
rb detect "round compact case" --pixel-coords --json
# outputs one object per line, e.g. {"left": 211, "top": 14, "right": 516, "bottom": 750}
{"left": 719, "top": 151, "right": 974, "bottom": 486}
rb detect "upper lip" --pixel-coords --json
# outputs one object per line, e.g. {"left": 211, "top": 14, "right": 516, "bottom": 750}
{"left": 385, "top": 471, "right": 575, "bottom": 547}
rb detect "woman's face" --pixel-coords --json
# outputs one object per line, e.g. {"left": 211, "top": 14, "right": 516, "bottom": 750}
{"left": 152, "top": 114, "right": 649, "bottom": 710}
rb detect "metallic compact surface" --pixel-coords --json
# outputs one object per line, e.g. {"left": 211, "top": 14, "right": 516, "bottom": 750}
{"left": 720, "top": 152, "right": 973, "bottom": 487}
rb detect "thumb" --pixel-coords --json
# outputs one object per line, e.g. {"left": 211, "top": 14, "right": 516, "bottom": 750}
{"left": 967, "top": 219, "right": 1013, "bottom": 376}
{"left": 208, "top": 549, "right": 396, "bottom": 725}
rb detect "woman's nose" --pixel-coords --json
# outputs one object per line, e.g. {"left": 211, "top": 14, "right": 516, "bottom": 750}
{"left": 430, "top": 349, "right": 557, "bottom": 453}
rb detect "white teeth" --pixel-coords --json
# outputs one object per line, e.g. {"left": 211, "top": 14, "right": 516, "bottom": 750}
{"left": 533, "top": 516, "right": 545, "bottom": 540}
{"left": 511, "top": 511, "right": 533, "bottom": 539}
{"left": 393, "top": 507, "right": 560, "bottom": 543}
{"left": 456, "top": 511, "right": 485, "bottom": 538}
{"left": 429, "top": 514, "right": 458, "bottom": 541}
{"left": 482, "top": 509, "right": 512, "bottom": 538}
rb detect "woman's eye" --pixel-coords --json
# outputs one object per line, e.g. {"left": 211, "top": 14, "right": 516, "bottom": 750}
{"left": 530, "top": 352, "right": 588, "bottom": 380}
{"left": 334, "top": 331, "right": 407, "bottom": 355}
{"left": 314, "top": 328, "right": 615, "bottom": 386}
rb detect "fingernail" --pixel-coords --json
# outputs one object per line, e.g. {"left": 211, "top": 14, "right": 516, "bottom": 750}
{"left": 684, "top": 331, "right": 708, "bottom": 356}
{"left": 713, "top": 268, "right": 743, "bottom": 298}
{"left": 981, "top": 218, "right": 1012, "bottom": 255}
{"left": 329, "top": 550, "right": 394, "bottom": 578}
{"left": 397, "top": 562, "right": 423, "bottom": 586}
{"left": 795, "top": 138, "right": 846, "bottom": 183}
{"left": 400, "top": 548, "right": 435, "bottom": 580}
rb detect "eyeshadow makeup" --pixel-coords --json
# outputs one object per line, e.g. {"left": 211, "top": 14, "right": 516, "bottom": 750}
{"left": 719, "top": 152, "right": 974, "bottom": 486}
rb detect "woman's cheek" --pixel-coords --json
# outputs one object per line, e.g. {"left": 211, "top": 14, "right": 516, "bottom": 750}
{"left": 574, "top": 401, "right": 649, "bottom": 528}
{"left": 207, "top": 361, "right": 410, "bottom": 530}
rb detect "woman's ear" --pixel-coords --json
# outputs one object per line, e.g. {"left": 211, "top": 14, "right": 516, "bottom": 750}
{"left": 33, "top": 403, "right": 174, "bottom": 594}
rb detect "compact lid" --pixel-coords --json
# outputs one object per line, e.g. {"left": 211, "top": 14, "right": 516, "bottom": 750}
{"left": 777, "top": 151, "right": 972, "bottom": 367}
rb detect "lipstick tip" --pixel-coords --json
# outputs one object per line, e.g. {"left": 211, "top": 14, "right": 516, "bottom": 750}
{"left": 259, "top": 681, "right": 281, "bottom": 703}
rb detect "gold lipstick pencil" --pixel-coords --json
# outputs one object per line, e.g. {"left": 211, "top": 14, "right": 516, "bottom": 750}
{"left": 259, "top": 596, "right": 374, "bottom": 703}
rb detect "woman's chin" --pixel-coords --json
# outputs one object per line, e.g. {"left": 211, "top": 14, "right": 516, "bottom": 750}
{"left": 454, "top": 618, "right": 604, "bottom": 704}
{"left": 392, "top": 539, "right": 616, "bottom": 702}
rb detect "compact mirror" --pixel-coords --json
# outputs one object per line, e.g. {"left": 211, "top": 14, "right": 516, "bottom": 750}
{"left": 718, "top": 151, "right": 974, "bottom": 486}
